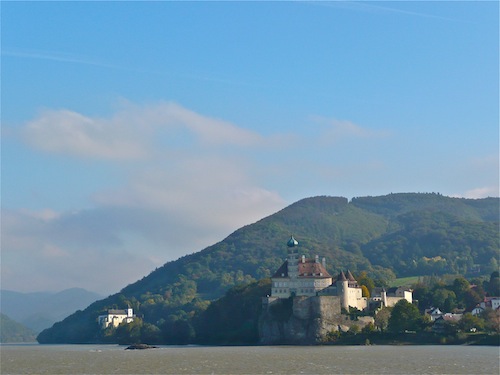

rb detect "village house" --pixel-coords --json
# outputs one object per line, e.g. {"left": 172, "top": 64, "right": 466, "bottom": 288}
{"left": 268, "top": 236, "right": 412, "bottom": 312}
{"left": 471, "top": 297, "right": 500, "bottom": 316}
{"left": 425, "top": 307, "right": 444, "bottom": 321}
{"left": 432, "top": 313, "right": 463, "bottom": 333}
{"left": 98, "top": 306, "right": 135, "bottom": 329}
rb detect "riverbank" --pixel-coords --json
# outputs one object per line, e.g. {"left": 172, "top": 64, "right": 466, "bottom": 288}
{"left": 322, "top": 331, "right": 500, "bottom": 346}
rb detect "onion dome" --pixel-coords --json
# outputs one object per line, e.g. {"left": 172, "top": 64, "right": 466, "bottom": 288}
{"left": 287, "top": 235, "right": 299, "bottom": 247}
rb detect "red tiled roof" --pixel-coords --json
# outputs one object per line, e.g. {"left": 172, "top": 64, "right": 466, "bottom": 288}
{"left": 297, "top": 259, "right": 331, "bottom": 278}
{"left": 271, "top": 258, "right": 332, "bottom": 279}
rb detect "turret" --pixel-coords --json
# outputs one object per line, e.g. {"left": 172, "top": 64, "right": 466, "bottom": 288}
{"left": 382, "top": 288, "right": 388, "bottom": 308}
{"left": 337, "top": 271, "right": 349, "bottom": 309}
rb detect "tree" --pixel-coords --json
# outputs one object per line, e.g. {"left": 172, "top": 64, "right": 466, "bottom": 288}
{"left": 443, "top": 296, "right": 456, "bottom": 313}
{"left": 463, "top": 289, "right": 482, "bottom": 311}
{"left": 459, "top": 313, "right": 484, "bottom": 332}
{"left": 357, "top": 271, "right": 375, "bottom": 294}
{"left": 486, "top": 271, "right": 500, "bottom": 296}
{"left": 452, "top": 277, "right": 470, "bottom": 301}
{"left": 482, "top": 309, "right": 500, "bottom": 333}
{"left": 348, "top": 324, "right": 360, "bottom": 335}
{"left": 374, "top": 307, "right": 391, "bottom": 332}
{"left": 432, "top": 289, "right": 456, "bottom": 311}
{"left": 388, "top": 300, "right": 422, "bottom": 333}
{"left": 115, "top": 318, "right": 143, "bottom": 345}
{"left": 361, "top": 322, "right": 376, "bottom": 334}
{"left": 361, "top": 285, "right": 370, "bottom": 298}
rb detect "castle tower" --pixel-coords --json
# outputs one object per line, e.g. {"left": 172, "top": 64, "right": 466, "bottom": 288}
{"left": 337, "top": 271, "right": 349, "bottom": 309}
{"left": 286, "top": 235, "right": 299, "bottom": 280}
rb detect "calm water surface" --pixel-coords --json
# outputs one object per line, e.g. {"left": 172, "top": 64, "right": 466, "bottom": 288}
{"left": 1, "top": 343, "right": 499, "bottom": 375}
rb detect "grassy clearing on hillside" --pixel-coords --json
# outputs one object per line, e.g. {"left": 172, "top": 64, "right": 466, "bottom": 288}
{"left": 389, "top": 276, "right": 421, "bottom": 287}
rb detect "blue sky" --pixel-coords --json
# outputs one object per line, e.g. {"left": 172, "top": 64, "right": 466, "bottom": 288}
{"left": 2, "top": 1, "right": 498, "bottom": 294}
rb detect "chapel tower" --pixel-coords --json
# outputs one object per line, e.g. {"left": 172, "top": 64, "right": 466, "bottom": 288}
{"left": 286, "top": 235, "right": 299, "bottom": 280}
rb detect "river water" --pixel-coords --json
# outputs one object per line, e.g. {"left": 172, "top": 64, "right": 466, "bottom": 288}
{"left": 1, "top": 343, "right": 498, "bottom": 375}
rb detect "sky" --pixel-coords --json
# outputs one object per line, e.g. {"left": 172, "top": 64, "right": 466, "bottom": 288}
{"left": 1, "top": 1, "right": 498, "bottom": 295}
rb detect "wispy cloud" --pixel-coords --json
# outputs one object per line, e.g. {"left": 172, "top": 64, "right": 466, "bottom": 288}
{"left": 2, "top": 48, "right": 268, "bottom": 88}
{"left": 309, "top": 1, "right": 465, "bottom": 23}
{"left": 309, "top": 115, "right": 390, "bottom": 143}
{"left": 2, "top": 49, "right": 125, "bottom": 70}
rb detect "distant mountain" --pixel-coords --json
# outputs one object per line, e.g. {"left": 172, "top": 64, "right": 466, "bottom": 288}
{"left": 0, "top": 288, "right": 103, "bottom": 333}
{"left": 0, "top": 313, "right": 37, "bottom": 342}
{"left": 37, "top": 193, "right": 499, "bottom": 344}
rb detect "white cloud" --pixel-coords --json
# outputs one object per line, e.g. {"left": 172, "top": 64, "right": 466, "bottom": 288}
{"left": 22, "top": 109, "right": 149, "bottom": 160}
{"left": 450, "top": 155, "right": 499, "bottom": 198}
{"left": 454, "top": 186, "right": 499, "bottom": 199}
{"left": 21, "top": 102, "right": 263, "bottom": 160}
{"left": 92, "top": 157, "right": 286, "bottom": 242}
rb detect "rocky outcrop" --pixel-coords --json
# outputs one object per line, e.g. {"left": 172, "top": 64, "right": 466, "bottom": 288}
{"left": 125, "top": 343, "right": 158, "bottom": 350}
{"left": 259, "top": 296, "right": 371, "bottom": 344}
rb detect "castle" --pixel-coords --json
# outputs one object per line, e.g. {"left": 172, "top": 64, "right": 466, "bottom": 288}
{"left": 98, "top": 307, "right": 135, "bottom": 329}
{"left": 267, "top": 236, "right": 412, "bottom": 311}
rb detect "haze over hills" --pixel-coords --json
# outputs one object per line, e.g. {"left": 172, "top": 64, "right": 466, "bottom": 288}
{"left": 0, "top": 313, "right": 37, "bottom": 343}
{"left": 0, "top": 288, "right": 103, "bottom": 333}
{"left": 37, "top": 193, "right": 499, "bottom": 344}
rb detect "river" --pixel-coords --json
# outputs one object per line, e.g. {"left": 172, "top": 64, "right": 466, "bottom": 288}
{"left": 1, "top": 343, "right": 498, "bottom": 374}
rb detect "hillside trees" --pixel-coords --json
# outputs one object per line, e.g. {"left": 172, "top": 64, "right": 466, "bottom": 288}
{"left": 362, "top": 210, "right": 498, "bottom": 277}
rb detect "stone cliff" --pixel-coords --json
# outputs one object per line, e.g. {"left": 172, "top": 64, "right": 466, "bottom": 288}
{"left": 259, "top": 296, "right": 372, "bottom": 344}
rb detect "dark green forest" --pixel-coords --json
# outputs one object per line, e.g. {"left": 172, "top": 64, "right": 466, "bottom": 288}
{"left": 37, "top": 193, "right": 499, "bottom": 344}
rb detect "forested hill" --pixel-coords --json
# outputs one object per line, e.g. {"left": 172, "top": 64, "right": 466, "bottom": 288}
{"left": 37, "top": 193, "right": 499, "bottom": 344}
